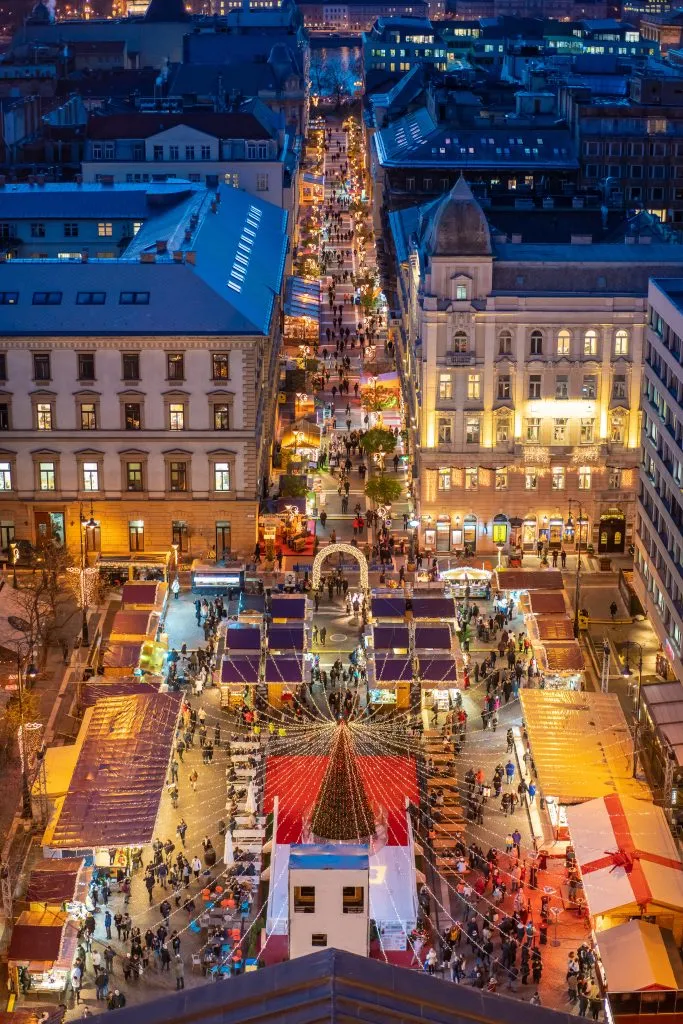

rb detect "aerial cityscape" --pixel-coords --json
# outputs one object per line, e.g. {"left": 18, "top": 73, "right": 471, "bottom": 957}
{"left": 0, "top": 0, "right": 683, "bottom": 1021}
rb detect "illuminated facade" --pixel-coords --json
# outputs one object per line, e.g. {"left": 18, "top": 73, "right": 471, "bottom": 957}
{"left": 389, "top": 179, "right": 683, "bottom": 555}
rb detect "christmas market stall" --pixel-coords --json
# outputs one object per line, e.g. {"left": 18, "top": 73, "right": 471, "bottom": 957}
{"left": 414, "top": 625, "right": 452, "bottom": 652}
{"left": 270, "top": 595, "right": 306, "bottom": 622}
{"left": 368, "top": 657, "right": 412, "bottom": 712}
{"left": 7, "top": 909, "right": 79, "bottom": 1002}
{"left": 109, "top": 610, "right": 157, "bottom": 643}
{"left": 593, "top": 920, "right": 683, "bottom": 1020}
{"left": 225, "top": 623, "right": 262, "bottom": 653}
{"left": 537, "top": 639, "right": 585, "bottom": 690}
{"left": 264, "top": 654, "right": 305, "bottom": 710}
{"left": 417, "top": 656, "right": 459, "bottom": 712}
{"left": 283, "top": 275, "right": 320, "bottom": 345}
{"left": 369, "top": 625, "right": 410, "bottom": 654}
{"left": 220, "top": 655, "right": 261, "bottom": 709}
{"left": 439, "top": 566, "right": 492, "bottom": 600}
{"left": 25, "top": 858, "right": 88, "bottom": 914}
{"left": 120, "top": 581, "right": 167, "bottom": 615}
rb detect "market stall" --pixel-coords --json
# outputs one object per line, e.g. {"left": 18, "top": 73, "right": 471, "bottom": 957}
{"left": 418, "top": 656, "right": 459, "bottom": 711}
{"left": 538, "top": 641, "right": 585, "bottom": 690}
{"left": 264, "top": 655, "right": 305, "bottom": 710}
{"left": 267, "top": 624, "right": 305, "bottom": 652}
{"left": 371, "top": 594, "right": 407, "bottom": 621}
{"left": 220, "top": 656, "right": 261, "bottom": 709}
{"left": 414, "top": 625, "right": 452, "bottom": 651}
{"left": 120, "top": 581, "right": 167, "bottom": 614}
{"left": 270, "top": 595, "right": 306, "bottom": 621}
{"left": 519, "top": 690, "right": 651, "bottom": 840}
{"left": 525, "top": 590, "right": 569, "bottom": 617}
{"left": 109, "top": 610, "right": 157, "bottom": 643}
{"left": 495, "top": 569, "right": 564, "bottom": 592}
{"left": 225, "top": 624, "right": 262, "bottom": 652}
{"left": 439, "top": 566, "right": 492, "bottom": 600}
{"left": 7, "top": 910, "right": 79, "bottom": 1002}
{"left": 369, "top": 657, "right": 412, "bottom": 711}
{"left": 283, "top": 275, "right": 320, "bottom": 345}
{"left": 238, "top": 594, "right": 266, "bottom": 624}
{"left": 371, "top": 625, "right": 409, "bottom": 653}
{"left": 100, "top": 642, "right": 142, "bottom": 678}
{"left": 26, "top": 859, "right": 88, "bottom": 913}
{"left": 190, "top": 561, "right": 245, "bottom": 594}
{"left": 595, "top": 920, "right": 683, "bottom": 1019}
{"left": 412, "top": 596, "right": 456, "bottom": 621}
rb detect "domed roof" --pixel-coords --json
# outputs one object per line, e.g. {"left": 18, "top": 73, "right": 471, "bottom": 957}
{"left": 28, "top": 0, "right": 52, "bottom": 24}
{"left": 427, "top": 177, "right": 491, "bottom": 258}
{"left": 144, "top": 0, "right": 189, "bottom": 21}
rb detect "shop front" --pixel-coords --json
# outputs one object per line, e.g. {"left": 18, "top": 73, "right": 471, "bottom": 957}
{"left": 548, "top": 515, "right": 564, "bottom": 549}
{"left": 264, "top": 655, "right": 305, "bottom": 710}
{"left": 463, "top": 514, "right": 477, "bottom": 552}
{"left": 220, "top": 655, "right": 261, "bottom": 709}
{"left": 521, "top": 515, "right": 537, "bottom": 551}
{"left": 372, "top": 657, "right": 412, "bottom": 711}
{"left": 8, "top": 910, "right": 80, "bottom": 1002}
{"left": 440, "top": 567, "right": 492, "bottom": 601}
{"left": 435, "top": 516, "right": 450, "bottom": 553}
{"left": 418, "top": 656, "right": 459, "bottom": 711}
{"left": 492, "top": 514, "right": 509, "bottom": 547}
{"left": 598, "top": 507, "right": 626, "bottom": 554}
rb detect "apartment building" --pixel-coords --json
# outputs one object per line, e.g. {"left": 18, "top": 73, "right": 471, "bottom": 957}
{"left": 636, "top": 278, "right": 683, "bottom": 683}
{"left": 388, "top": 178, "right": 683, "bottom": 556}
{"left": 0, "top": 182, "right": 288, "bottom": 561}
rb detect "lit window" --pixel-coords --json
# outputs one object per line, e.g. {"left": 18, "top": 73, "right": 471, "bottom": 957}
{"left": 495, "top": 467, "right": 508, "bottom": 489}
{"left": 578, "top": 465, "right": 592, "bottom": 489}
{"left": 437, "top": 418, "right": 452, "bottom": 444}
{"left": 584, "top": 330, "right": 597, "bottom": 356}
{"left": 97, "top": 222, "right": 113, "bottom": 237}
{"left": 83, "top": 461, "right": 99, "bottom": 491}
{"left": 453, "top": 331, "right": 468, "bottom": 353}
{"left": 167, "top": 353, "right": 184, "bottom": 380}
{"left": 608, "top": 467, "right": 622, "bottom": 489}
{"left": 169, "top": 403, "right": 185, "bottom": 430}
{"left": 438, "top": 374, "right": 452, "bottom": 400}
{"left": 81, "top": 403, "right": 97, "bottom": 430}
{"left": 557, "top": 330, "right": 570, "bottom": 355}
{"left": 615, "top": 329, "right": 629, "bottom": 356}
{"left": 169, "top": 461, "right": 187, "bottom": 492}
{"left": 525, "top": 471, "right": 537, "bottom": 490}
{"left": 467, "top": 374, "right": 481, "bottom": 400}
{"left": 553, "top": 418, "right": 568, "bottom": 443}
{"left": 39, "top": 461, "right": 56, "bottom": 490}
{"left": 580, "top": 418, "right": 594, "bottom": 443}
{"left": 610, "top": 411, "right": 626, "bottom": 444}
{"left": 37, "top": 403, "right": 52, "bottom": 430}
{"left": 438, "top": 468, "right": 451, "bottom": 490}
{"left": 551, "top": 466, "right": 565, "bottom": 490}
{"left": 496, "top": 415, "right": 510, "bottom": 444}
{"left": 466, "top": 416, "right": 480, "bottom": 444}
{"left": 214, "top": 462, "right": 231, "bottom": 491}
{"left": 465, "top": 467, "right": 478, "bottom": 490}
{"left": 0, "top": 461, "right": 12, "bottom": 489}
{"left": 212, "top": 353, "right": 230, "bottom": 380}
{"left": 526, "top": 417, "right": 540, "bottom": 442}
{"left": 455, "top": 284, "right": 467, "bottom": 300}
{"left": 127, "top": 462, "right": 143, "bottom": 491}
{"left": 214, "top": 404, "right": 230, "bottom": 430}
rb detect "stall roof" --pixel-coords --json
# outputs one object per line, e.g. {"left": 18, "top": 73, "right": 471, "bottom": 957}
{"left": 373, "top": 625, "right": 409, "bottom": 650}
{"left": 544, "top": 642, "right": 585, "bottom": 672}
{"left": 220, "top": 656, "right": 260, "bottom": 684}
{"left": 536, "top": 618, "right": 575, "bottom": 641}
{"left": 519, "top": 690, "right": 651, "bottom": 804}
{"left": 239, "top": 594, "right": 266, "bottom": 614}
{"left": 566, "top": 795, "right": 683, "bottom": 918}
{"left": 120, "top": 582, "right": 160, "bottom": 609}
{"left": 81, "top": 678, "right": 154, "bottom": 708}
{"left": 26, "top": 858, "right": 84, "bottom": 904}
{"left": 595, "top": 920, "right": 683, "bottom": 994}
{"left": 268, "top": 624, "right": 304, "bottom": 650}
{"left": 284, "top": 275, "right": 320, "bottom": 323}
{"left": 7, "top": 909, "right": 68, "bottom": 962}
{"left": 46, "top": 692, "right": 181, "bottom": 850}
{"left": 225, "top": 624, "right": 261, "bottom": 651}
{"left": 265, "top": 655, "right": 303, "bottom": 683}
{"left": 418, "top": 657, "right": 457, "bottom": 682}
{"left": 496, "top": 569, "right": 563, "bottom": 591}
{"left": 642, "top": 682, "right": 683, "bottom": 707}
{"left": 271, "top": 596, "right": 306, "bottom": 620}
{"left": 412, "top": 597, "right": 455, "bottom": 619}
{"left": 110, "top": 610, "right": 153, "bottom": 638}
{"left": 414, "top": 625, "right": 451, "bottom": 650}
{"left": 371, "top": 596, "right": 406, "bottom": 618}
{"left": 528, "top": 591, "right": 568, "bottom": 616}
{"left": 102, "top": 642, "right": 142, "bottom": 669}
{"left": 660, "top": 722, "right": 683, "bottom": 747}
{"left": 649, "top": 702, "right": 683, "bottom": 727}
{"left": 375, "top": 657, "right": 412, "bottom": 682}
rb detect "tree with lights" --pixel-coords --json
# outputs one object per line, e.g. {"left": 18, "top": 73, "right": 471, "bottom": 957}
{"left": 310, "top": 722, "right": 375, "bottom": 842}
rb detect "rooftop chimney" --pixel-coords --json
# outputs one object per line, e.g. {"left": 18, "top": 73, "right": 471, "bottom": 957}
{"left": 185, "top": 251, "right": 196, "bottom": 265}
{"left": 156, "top": 239, "right": 168, "bottom": 254}
{"left": 173, "top": 250, "right": 184, "bottom": 262}
{"left": 140, "top": 252, "right": 156, "bottom": 263}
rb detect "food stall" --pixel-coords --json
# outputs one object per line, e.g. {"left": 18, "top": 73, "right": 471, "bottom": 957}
{"left": 264, "top": 655, "right": 305, "bottom": 709}
{"left": 594, "top": 920, "right": 683, "bottom": 1020}
{"left": 100, "top": 642, "right": 143, "bottom": 678}
{"left": 370, "top": 594, "right": 407, "bottom": 622}
{"left": 412, "top": 596, "right": 456, "bottom": 621}
{"left": 190, "top": 561, "right": 245, "bottom": 594}
{"left": 369, "top": 657, "right": 412, "bottom": 711}
{"left": 414, "top": 625, "right": 452, "bottom": 652}
{"left": 539, "top": 641, "right": 585, "bottom": 690}
{"left": 495, "top": 569, "right": 564, "bottom": 593}
{"left": 109, "top": 609, "right": 157, "bottom": 643}
{"left": 220, "top": 656, "right": 261, "bottom": 709}
{"left": 283, "top": 274, "right": 320, "bottom": 344}
{"left": 238, "top": 594, "right": 267, "bottom": 624}
{"left": 270, "top": 595, "right": 306, "bottom": 622}
{"left": 26, "top": 859, "right": 88, "bottom": 913}
{"left": 418, "top": 656, "right": 459, "bottom": 711}
{"left": 120, "top": 581, "right": 167, "bottom": 615}
{"left": 370, "top": 625, "right": 409, "bottom": 654}
{"left": 439, "top": 567, "right": 492, "bottom": 600}
{"left": 267, "top": 624, "right": 306, "bottom": 653}
{"left": 225, "top": 623, "right": 262, "bottom": 653}
{"left": 7, "top": 909, "right": 79, "bottom": 1001}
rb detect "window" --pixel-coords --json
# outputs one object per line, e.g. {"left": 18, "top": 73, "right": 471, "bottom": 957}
{"left": 578, "top": 465, "right": 591, "bottom": 489}
{"left": 32, "top": 353, "right": 51, "bottom": 381}
{"left": 0, "top": 461, "right": 12, "bottom": 489}
{"left": 153, "top": 145, "right": 163, "bottom": 161}
{"left": 452, "top": 331, "right": 468, "bottom": 354}
{"left": 528, "top": 375, "right": 541, "bottom": 399}
{"left": 615, "top": 329, "right": 629, "bottom": 356}
{"left": 30, "top": 223, "right": 46, "bottom": 238}
{"left": 0, "top": 354, "right": 5, "bottom": 382}
{"left": 438, "top": 468, "right": 451, "bottom": 491}
{"left": 201, "top": 145, "right": 211, "bottom": 160}
{"left": 555, "top": 375, "right": 569, "bottom": 399}
{"left": 455, "top": 284, "right": 467, "bottom": 300}
{"left": 224, "top": 172, "right": 240, "bottom": 188}
{"left": 612, "top": 374, "right": 627, "bottom": 400}
{"left": 495, "top": 467, "right": 508, "bottom": 489}
{"left": 557, "top": 329, "right": 570, "bottom": 355}
{"left": 551, "top": 466, "right": 565, "bottom": 490}
{"left": 256, "top": 173, "right": 269, "bottom": 192}
{"left": 466, "top": 416, "right": 480, "bottom": 444}
{"left": 78, "top": 353, "right": 95, "bottom": 381}
{"left": 583, "top": 330, "right": 597, "bottom": 356}
{"left": 129, "top": 521, "right": 144, "bottom": 551}
{"left": 125, "top": 403, "right": 141, "bottom": 430}
{"left": 582, "top": 375, "right": 597, "bottom": 400}
{"left": 438, "top": 374, "right": 452, "bottom": 400}
{"left": 525, "top": 471, "right": 537, "bottom": 490}
{"left": 169, "top": 461, "right": 188, "bottom": 492}
{"left": 467, "top": 374, "right": 481, "bottom": 400}
{"left": 465, "top": 466, "right": 479, "bottom": 490}
{"left": 64, "top": 222, "right": 79, "bottom": 237}
{"left": 526, "top": 417, "right": 540, "bottom": 442}
{"left": 97, "top": 222, "right": 113, "bottom": 237}
{"left": 580, "top": 418, "right": 594, "bottom": 443}
{"left": 342, "top": 886, "right": 364, "bottom": 913}
{"left": 293, "top": 886, "right": 315, "bottom": 913}
{"left": 120, "top": 292, "right": 149, "bottom": 305}
{"left": 214, "top": 404, "right": 231, "bottom": 430}
{"left": 498, "top": 330, "right": 512, "bottom": 355}
{"left": 33, "top": 292, "right": 62, "bottom": 306}
{"left": 80, "top": 402, "right": 97, "bottom": 430}
{"left": 212, "top": 354, "right": 230, "bottom": 380}
{"left": 437, "top": 417, "right": 452, "bottom": 444}
{"left": 0, "top": 403, "right": 8, "bottom": 430}
{"left": 169, "top": 402, "right": 185, "bottom": 430}
{"left": 39, "top": 461, "right": 56, "bottom": 490}
{"left": 37, "top": 402, "right": 53, "bottom": 430}
{"left": 0, "top": 293, "right": 18, "bottom": 305}
{"left": 311, "top": 934, "right": 327, "bottom": 947}
{"left": 167, "top": 353, "right": 184, "bottom": 380}
{"left": 83, "top": 461, "right": 100, "bottom": 491}
{"left": 608, "top": 467, "right": 622, "bottom": 489}
{"left": 77, "top": 292, "right": 106, "bottom": 305}
{"left": 214, "top": 462, "right": 231, "bottom": 491}
{"left": 122, "top": 353, "right": 140, "bottom": 380}
{"left": 553, "top": 418, "right": 568, "bottom": 443}
{"left": 530, "top": 330, "right": 543, "bottom": 355}
{"left": 496, "top": 415, "right": 510, "bottom": 444}
{"left": 497, "top": 374, "right": 511, "bottom": 400}
{"left": 126, "top": 461, "right": 144, "bottom": 491}
{"left": 610, "top": 410, "right": 626, "bottom": 444}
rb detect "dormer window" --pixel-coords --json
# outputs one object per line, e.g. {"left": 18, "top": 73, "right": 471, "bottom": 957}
{"left": 455, "top": 283, "right": 467, "bottom": 300}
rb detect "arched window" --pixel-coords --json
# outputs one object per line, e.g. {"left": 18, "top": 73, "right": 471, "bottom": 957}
{"left": 614, "top": 329, "right": 629, "bottom": 357}
{"left": 452, "top": 331, "right": 468, "bottom": 353}
{"left": 557, "top": 330, "right": 570, "bottom": 356}
{"left": 584, "top": 329, "right": 597, "bottom": 356}
{"left": 498, "top": 330, "right": 512, "bottom": 355}
{"left": 530, "top": 330, "right": 543, "bottom": 355}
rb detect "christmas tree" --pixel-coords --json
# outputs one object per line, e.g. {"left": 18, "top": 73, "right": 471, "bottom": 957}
{"left": 310, "top": 722, "right": 375, "bottom": 842}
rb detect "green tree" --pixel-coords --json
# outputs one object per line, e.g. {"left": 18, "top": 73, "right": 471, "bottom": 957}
{"left": 361, "top": 384, "right": 398, "bottom": 413}
{"left": 360, "top": 427, "right": 396, "bottom": 473}
{"left": 365, "top": 476, "right": 402, "bottom": 507}
{"left": 279, "top": 475, "right": 308, "bottom": 498}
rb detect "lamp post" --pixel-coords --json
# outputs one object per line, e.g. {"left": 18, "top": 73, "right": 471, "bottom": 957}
{"left": 10, "top": 542, "right": 18, "bottom": 588}
{"left": 7, "top": 621, "right": 37, "bottom": 820}
{"left": 79, "top": 501, "right": 96, "bottom": 647}
{"left": 566, "top": 499, "right": 585, "bottom": 639}
{"left": 621, "top": 639, "right": 644, "bottom": 778}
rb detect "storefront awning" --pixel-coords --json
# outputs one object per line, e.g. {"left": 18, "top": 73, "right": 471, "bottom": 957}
{"left": 7, "top": 910, "right": 69, "bottom": 963}
{"left": 268, "top": 624, "right": 304, "bottom": 650}
{"left": 45, "top": 692, "right": 181, "bottom": 850}
{"left": 595, "top": 920, "right": 682, "bottom": 993}
{"left": 496, "top": 569, "right": 564, "bottom": 591}
{"left": 373, "top": 625, "right": 409, "bottom": 650}
{"left": 376, "top": 657, "right": 412, "bottom": 682}
{"left": 271, "top": 596, "right": 306, "bottom": 620}
{"left": 414, "top": 625, "right": 451, "bottom": 650}
{"left": 284, "top": 275, "right": 320, "bottom": 322}
{"left": 536, "top": 617, "right": 575, "bottom": 641}
{"left": 412, "top": 597, "right": 455, "bottom": 619}
{"left": 225, "top": 624, "right": 261, "bottom": 651}
{"left": 418, "top": 657, "right": 457, "bottom": 683}
{"left": 528, "top": 591, "right": 568, "bottom": 616}
{"left": 543, "top": 642, "right": 585, "bottom": 672}
{"left": 265, "top": 655, "right": 304, "bottom": 684}
{"left": 220, "top": 656, "right": 260, "bottom": 685}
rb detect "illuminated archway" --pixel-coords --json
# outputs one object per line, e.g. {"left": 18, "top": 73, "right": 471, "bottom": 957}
{"left": 312, "top": 543, "right": 369, "bottom": 590}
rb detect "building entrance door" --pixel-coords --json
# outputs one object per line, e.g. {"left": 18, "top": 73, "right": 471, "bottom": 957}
{"left": 35, "top": 511, "right": 65, "bottom": 546}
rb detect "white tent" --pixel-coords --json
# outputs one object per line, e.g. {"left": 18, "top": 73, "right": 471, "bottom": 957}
{"left": 223, "top": 830, "right": 234, "bottom": 868}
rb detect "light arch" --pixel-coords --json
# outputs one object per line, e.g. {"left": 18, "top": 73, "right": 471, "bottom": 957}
{"left": 312, "top": 542, "right": 369, "bottom": 590}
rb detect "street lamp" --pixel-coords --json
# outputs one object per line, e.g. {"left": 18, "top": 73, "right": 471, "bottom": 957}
{"left": 566, "top": 499, "right": 586, "bottom": 639}
{"left": 621, "top": 639, "right": 644, "bottom": 778}
{"left": 10, "top": 542, "right": 18, "bottom": 588}
{"left": 7, "top": 620, "right": 36, "bottom": 820}
{"left": 79, "top": 501, "right": 96, "bottom": 647}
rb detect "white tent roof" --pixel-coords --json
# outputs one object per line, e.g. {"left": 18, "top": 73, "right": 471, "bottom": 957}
{"left": 598, "top": 920, "right": 679, "bottom": 993}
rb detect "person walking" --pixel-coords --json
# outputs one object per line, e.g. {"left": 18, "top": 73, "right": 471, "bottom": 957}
{"left": 104, "top": 908, "right": 112, "bottom": 939}
{"left": 320, "top": 626, "right": 327, "bottom": 647}
{"left": 171, "top": 577, "right": 180, "bottom": 600}
{"left": 174, "top": 955, "right": 185, "bottom": 990}
{"left": 505, "top": 760, "right": 515, "bottom": 785}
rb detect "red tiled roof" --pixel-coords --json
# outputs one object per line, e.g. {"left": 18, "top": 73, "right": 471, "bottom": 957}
{"left": 544, "top": 642, "right": 585, "bottom": 672}
{"left": 529, "top": 590, "right": 567, "bottom": 615}
{"left": 496, "top": 569, "right": 564, "bottom": 591}
{"left": 87, "top": 112, "right": 273, "bottom": 141}
{"left": 537, "top": 617, "right": 574, "bottom": 640}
